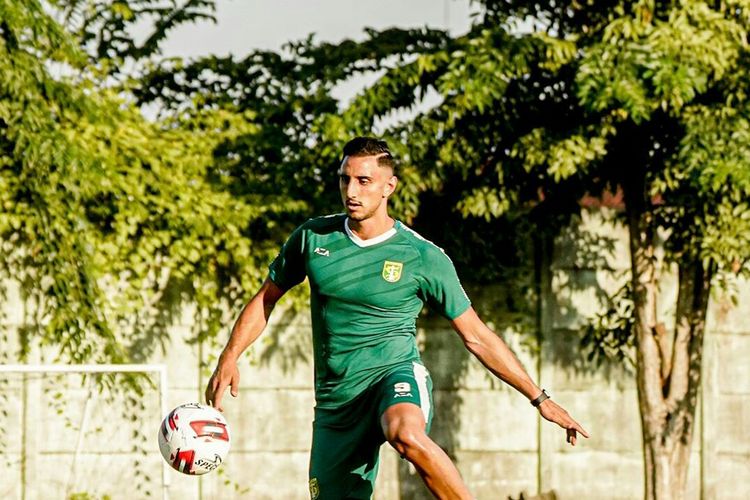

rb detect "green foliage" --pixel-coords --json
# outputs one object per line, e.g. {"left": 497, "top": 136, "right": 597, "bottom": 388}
{"left": 0, "top": 0, "right": 302, "bottom": 364}
{"left": 3, "top": 0, "right": 750, "bottom": 370}
{"left": 334, "top": 0, "right": 750, "bottom": 351}
{"left": 580, "top": 280, "right": 635, "bottom": 367}
{"left": 2, "top": 0, "right": 121, "bottom": 362}
{"left": 1, "top": 3, "right": 742, "bottom": 495}
{"left": 135, "top": 27, "right": 453, "bottom": 223}
{"left": 159, "top": 0, "right": 742, "bottom": 374}
{"left": 49, "top": 0, "right": 215, "bottom": 63}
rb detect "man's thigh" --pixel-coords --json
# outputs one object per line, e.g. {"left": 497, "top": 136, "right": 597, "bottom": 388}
{"left": 376, "top": 361, "right": 434, "bottom": 433}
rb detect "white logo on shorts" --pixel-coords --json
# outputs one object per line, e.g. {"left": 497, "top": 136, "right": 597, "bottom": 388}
{"left": 394, "top": 382, "right": 412, "bottom": 397}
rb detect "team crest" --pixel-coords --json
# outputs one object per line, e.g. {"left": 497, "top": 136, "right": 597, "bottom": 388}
{"left": 309, "top": 478, "right": 320, "bottom": 499}
{"left": 382, "top": 261, "right": 403, "bottom": 283}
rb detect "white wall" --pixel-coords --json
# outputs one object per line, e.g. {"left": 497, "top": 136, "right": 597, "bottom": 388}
{"left": 1, "top": 209, "right": 749, "bottom": 499}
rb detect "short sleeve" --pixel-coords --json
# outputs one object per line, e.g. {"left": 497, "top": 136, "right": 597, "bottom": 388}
{"left": 417, "top": 246, "right": 471, "bottom": 320}
{"left": 268, "top": 224, "right": 307, "bottom": 291}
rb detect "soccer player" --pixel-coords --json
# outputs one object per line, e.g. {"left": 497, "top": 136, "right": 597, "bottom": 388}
{"left": 205, "top": 137, "right": 589, "bottom": 499}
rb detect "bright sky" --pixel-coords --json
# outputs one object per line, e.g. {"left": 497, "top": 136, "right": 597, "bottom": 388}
{"left": 158, "top": 0, "right": 474, "bottom": 58}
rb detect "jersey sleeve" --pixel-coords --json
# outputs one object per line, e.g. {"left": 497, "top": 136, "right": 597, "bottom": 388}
{"left": 417, "top": 246, "right": 471, "bottom": 320}
{"left": 268, "top": 224, "right": 307, "bottom": 291}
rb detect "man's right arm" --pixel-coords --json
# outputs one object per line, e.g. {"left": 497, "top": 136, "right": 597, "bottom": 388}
{"left": 205, "top": 278, "right": 286, "bottom": 411}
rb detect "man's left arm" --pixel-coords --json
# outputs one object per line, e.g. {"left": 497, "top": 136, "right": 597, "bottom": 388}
{"left": 450, "top": 307, "right": 590, "bottom": 446}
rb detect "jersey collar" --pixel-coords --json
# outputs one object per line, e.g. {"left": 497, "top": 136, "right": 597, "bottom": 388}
{"left": 344, "top": 218, "right": 397, "bottom": 248}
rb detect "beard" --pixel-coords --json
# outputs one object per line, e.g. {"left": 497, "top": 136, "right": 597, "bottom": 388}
{"left": 346, "top": 206, "right": 377, "bottom": 221}
{"left": 344, "top": 199, "right": 381, "bottom": 221}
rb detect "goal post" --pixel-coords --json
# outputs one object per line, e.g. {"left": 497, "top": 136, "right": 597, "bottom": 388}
{"left": 0, "top": 364, "right": 170, "bottom": 500}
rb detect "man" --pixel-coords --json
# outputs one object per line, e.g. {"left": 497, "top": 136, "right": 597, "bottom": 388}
{"left": 205, "top": 137, "right": 589, "bottom": 499}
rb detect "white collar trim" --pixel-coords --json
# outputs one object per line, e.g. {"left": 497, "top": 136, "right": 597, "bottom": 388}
{"left": 344, "top": 218, "right": 397, "bottom": 247}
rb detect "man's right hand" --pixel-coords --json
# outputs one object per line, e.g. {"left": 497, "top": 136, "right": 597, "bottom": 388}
{"left": 205, "top": 356, "right": 240, "bottom": 412}
{"left": 203, "top": 280, "right": 285, "bottom": 412}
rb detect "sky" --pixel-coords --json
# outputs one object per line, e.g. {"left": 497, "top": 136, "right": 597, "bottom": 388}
{"left": 157, "top": 0, "right": 474, "bottom": 58}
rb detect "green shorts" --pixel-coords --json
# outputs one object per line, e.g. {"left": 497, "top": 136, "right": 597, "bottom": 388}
{"left": 308, "top": 361, "right": 434, "bottom": 500}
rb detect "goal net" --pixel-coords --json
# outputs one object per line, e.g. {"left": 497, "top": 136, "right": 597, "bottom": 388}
{"left": 0, "top": 365, "right": 168, "bottom": 500}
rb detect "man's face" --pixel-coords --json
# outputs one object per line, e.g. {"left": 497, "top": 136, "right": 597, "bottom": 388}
{"left": 338, "top": 155, "right": 397, "bottom": 222}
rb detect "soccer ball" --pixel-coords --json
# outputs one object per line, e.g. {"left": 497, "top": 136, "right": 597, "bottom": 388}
{"left": 158, "top": 403, "right": 231, "bottom": 475}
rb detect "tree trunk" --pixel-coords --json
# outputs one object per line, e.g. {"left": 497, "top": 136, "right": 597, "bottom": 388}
{"left": 628, "top": 209, "right": 713, "bottom": 500}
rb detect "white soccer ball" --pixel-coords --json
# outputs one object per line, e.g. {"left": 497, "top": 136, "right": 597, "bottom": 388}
{"left": 158, "top": 402, "right": 231, "bottom": 475}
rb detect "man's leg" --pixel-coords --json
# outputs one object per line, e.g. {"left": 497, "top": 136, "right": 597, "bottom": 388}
{"left": 310, "top": 401, "right": 383, "bottom": 499}
{"left": 380, "top": 403, "right": 473, "bottom": 500}
{"left": 376, "top": 362, "right": 473, "bottom": 499}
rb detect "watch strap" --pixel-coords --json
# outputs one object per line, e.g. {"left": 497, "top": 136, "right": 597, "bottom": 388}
{"left": 531, "top": 389, "right": 549, "bottom": 407}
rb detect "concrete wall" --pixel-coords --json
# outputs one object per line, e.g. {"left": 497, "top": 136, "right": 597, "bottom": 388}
{"left": 1, "top": 209, "right": 749, "bottom": 499}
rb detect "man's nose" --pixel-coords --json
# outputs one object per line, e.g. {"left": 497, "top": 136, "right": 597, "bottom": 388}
{"left": 346, "top": 181, "right": 359, "bottom": 199}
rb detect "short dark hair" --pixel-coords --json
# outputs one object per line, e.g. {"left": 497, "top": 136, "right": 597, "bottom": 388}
{"left": 341, "top": 136, "right": 396, "bottom": 173}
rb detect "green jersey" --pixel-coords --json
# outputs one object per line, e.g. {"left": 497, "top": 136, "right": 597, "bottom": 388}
{"left": 268, "top": 214, "right": 470, "bottom": 408}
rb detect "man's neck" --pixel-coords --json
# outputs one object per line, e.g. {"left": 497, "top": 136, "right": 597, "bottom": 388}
{"left": 346, "top": 214, "right": 395, "bottom": 241}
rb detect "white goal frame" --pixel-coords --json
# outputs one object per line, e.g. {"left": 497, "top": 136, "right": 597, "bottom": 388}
{"left": 0, "top": 364, "right": 169, "bottom": 500}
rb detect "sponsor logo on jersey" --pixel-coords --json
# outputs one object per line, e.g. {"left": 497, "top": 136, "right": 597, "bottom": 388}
{"left": 309, "top": 478, "right": 320, "bottom": 499}
{"left": 382, "top": 261, "right": 403, "bottom": 282}
{"left": 314, "top": 247, "right": 330, "bottom": 257}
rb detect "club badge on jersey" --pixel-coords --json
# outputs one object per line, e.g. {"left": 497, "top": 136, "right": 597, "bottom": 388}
{"left": 382, "top": 261, "right": 403, "bottom": 283}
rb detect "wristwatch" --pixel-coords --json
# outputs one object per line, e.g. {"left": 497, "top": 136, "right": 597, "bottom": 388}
{"left": 530, "top": 389, "right": 550, "bottom": 407}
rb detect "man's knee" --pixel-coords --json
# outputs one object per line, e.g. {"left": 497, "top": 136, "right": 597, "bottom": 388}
{"left": 382, "top": 407, "right": 430, "bottom": 461}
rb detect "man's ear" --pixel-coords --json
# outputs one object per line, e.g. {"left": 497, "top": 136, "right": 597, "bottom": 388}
{"left": 384, "top": 175, "right": 398, "bottom": 197}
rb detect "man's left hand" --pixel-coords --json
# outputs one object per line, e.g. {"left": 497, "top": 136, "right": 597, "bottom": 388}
{"left": 538, "top": 399, "right": 590, "bottom": 446}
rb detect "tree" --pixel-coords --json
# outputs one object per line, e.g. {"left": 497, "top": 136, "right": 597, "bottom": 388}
{"left": 316, "top": 1, "right": 749, "bottom": 498}
{"left": 145, "top": 0, "right": 747, "bottom": 497}
{"left": 0, "top": 0, "right": 306, "bottom": 365}
{"left": 5, "top": 1, "right": 748, "bottom": 496}
{"left": 50, "top": 0, "right": 215, "bottom": 64}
